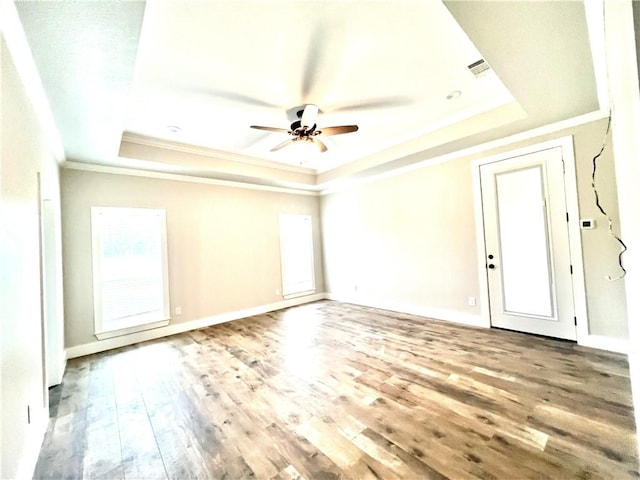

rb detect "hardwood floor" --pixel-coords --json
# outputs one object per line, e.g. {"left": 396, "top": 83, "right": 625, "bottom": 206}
{"left": 35, "top": 300, "right": 639, "bottom": 479}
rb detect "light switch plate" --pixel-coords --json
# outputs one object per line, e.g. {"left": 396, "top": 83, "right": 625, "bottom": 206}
{"left": 580, "top": 218, "right": 595, "bottom": 229}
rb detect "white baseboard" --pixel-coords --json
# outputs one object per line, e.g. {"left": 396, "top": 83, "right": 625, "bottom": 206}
{"left": 325, "top": 292, "right": 487, "bottom": 328}
{"left": 66, "top": 293, "right": 327, "bottom": 359}
{"left": 578, "top": 334, "right": 629, "bottom": 354}
{"left": 16, "top": 404, "right": 48, "bottom": 480}
{"left": 326, "top": 294, "right": 631, "bottom": 354}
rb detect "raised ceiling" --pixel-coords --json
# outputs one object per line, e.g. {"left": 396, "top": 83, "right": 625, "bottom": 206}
{"left": 15, "top": 1, "right": 599, "bottom": 190}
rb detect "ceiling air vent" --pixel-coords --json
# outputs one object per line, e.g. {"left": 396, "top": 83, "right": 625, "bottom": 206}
{"left": 467, "top": 59, "right": 491, "bottom": 78}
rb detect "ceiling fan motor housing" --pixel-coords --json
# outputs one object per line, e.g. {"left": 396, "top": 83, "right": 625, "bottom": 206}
{"left": 290, "top": 120, "right": 318, "bottom": 137}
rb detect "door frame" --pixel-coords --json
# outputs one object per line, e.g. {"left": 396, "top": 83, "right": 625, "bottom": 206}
{"left": 472, "top": 136, "right": 589, "bottom": 343}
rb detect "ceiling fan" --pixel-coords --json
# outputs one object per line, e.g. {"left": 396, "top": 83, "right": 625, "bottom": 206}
{"left": 250, "top": 104, "right": 359, "bottom": 153}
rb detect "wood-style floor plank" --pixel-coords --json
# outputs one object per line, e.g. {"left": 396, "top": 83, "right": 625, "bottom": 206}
{"left": 34, "top": 301, "right": 639, "bottom": 479}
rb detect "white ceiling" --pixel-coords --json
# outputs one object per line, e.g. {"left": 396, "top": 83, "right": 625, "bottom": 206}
{"left": 15, "top": 1, "right": 599, "bottom": 190}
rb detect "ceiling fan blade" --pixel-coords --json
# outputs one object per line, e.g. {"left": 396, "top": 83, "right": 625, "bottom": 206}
{"left": 319, "top": 125, "right": 359, "bottom": 136}
{"left": 300, "top": 104, "right": 319, "bottom": 129}
{"left": 311, "top": 138, "right": 328, "bottom": 153}
{"left": 181, "top": 86, "right": 281, "bottom": 109}
{"left": 300, "top": 25, "right": 327, "bottom": 101}
{"left": 324, "top": 96, "right": 413, "bottom": 113}
{"left": 270, "top": 138, "right": 295, "bottom": 152}
{"left": 250, "top": 125, "right": 290, "bottom": 134}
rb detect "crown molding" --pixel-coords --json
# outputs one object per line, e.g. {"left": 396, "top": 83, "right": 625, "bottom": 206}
{"left": 62, "top": 160, "right": 321, "bottom": 196}
{"left": 121, "top": 132, "right": 315, "bottom": 175}
{"left": 317, "top": 109, "right": 610, "bottom": 195}
{"left": 89, "top": 110, "right": 609, "bottom": 196}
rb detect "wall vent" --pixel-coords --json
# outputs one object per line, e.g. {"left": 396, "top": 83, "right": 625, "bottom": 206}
{"left": 468, "top": 59, "right": 491, "bottom": 77}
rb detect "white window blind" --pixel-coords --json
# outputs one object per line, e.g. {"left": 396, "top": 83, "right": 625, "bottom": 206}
{"left": 91, "top": 207, "right": 170, "bottom": 339}
{"left": 279, "top": 214, "right": 315, "bottom": 297}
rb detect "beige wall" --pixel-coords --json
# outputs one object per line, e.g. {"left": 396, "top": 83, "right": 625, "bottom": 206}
{"left": 61, "top": 169, "right": 324, "bottom": 349}
{"left": 1, "top": 37, "right": 63, "bottom": 478}
{"left": 573, "top": 122, "right": 628, "bottom": 338}
{"left": 321, "top": 117, "right": 628, "bottom": 340}
{"left": 322, "top": 156, "right": 480, "bottom": 317}
{"left": 59, "top": 118, "right": 629, "bottom": 351}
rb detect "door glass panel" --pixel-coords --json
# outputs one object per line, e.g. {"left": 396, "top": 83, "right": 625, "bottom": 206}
{"left": 495, "top": 166, "right": 554, "bottom": 318}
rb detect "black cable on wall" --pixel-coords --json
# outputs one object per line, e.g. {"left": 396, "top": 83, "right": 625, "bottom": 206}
{"left": 591, "top": 114, "right": 627, "bottom": 281}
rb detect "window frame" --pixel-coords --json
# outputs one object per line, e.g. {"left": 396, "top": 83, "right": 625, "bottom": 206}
{"left": 279, "top": 214, "right": 316, "bottom": 299}
{"left": 90, "top": 206, "right": 171, "bottom": 340}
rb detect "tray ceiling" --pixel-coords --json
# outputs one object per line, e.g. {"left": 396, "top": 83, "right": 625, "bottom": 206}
{"left": 15, "top": 1, "right": 598, "bottom": 190}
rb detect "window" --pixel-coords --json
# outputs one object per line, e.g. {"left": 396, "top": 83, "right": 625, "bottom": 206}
{"left": 279, "top": 214, "right": 315, "bottom": 298}
{"left": 91, "top": 207, "right": 170, "bottom": 339}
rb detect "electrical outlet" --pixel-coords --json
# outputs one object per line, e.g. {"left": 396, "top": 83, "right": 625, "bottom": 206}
{"left": 468, "top": 296, "right": 476, "bottom": 307}
{"left": 276, "top": 288, "right": 281, "bottom": 295}
{"left": 175, "top": 306, "right": 182, "bottom": 315}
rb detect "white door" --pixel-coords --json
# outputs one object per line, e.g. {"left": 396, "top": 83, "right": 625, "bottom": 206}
{"left": 480, "top": 147, "right": 577, "bottom": 340}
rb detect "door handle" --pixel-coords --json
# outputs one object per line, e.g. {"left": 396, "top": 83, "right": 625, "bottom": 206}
{"left": 488, "top": 264, "right": 495, "bottom": 269}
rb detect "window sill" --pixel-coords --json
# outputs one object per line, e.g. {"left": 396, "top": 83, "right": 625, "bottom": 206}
{"left": 283, "top": 289, "right": 316, "bottom": 300}
{"left": 95, "top": 318, "right": 170, "bottom": 340}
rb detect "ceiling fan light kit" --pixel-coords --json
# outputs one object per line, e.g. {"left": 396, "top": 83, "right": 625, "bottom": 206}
{"left": 300, "top": 104, "right": 319, "bottom": 128}
{"left": 250, "top": 104, "right": 359, "bottom": 153}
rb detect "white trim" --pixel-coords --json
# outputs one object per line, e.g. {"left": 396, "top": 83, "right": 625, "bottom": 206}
{"left": 50, "top": 356, "right": 67, "bottom": 387}
{"left": 283, "top": 290, "right": 316, "bottom": 300}
{"left": 95, "top": 319, "right": 171, "bottom": 340}
{"left": 325, "top": 293, "right": 486, "bottom": 329}
{"left": 560, "top": 138, "right": 590, "bottom": 344}
{"left": 471, "top": 137, "right": 590, "bottom": 347}
{"left": 90, "top": 207, "right": 171, "bottom": 339}
{"left": 578, "top": 334, "right": 629, "bottom": 354}
{"left": 472, "top": 163, "right": 492, "bottom": 329}
{"left": 62, "top": 161, "right": 320, "bottom": 196}
{"left": 15, "top": 404, "right": 48, "bottom": 480}
{"left": 279, "top": 214, "right": 316, "bottom": 297}
{"left": 65, "top": 293, "right": 326, "bottom": 359}
{"left": 0, "top": 1, "right": 65, "bottom": 163}
{"left": 121, "top": 132, "right": 314, "bottom": 175}
{"left": 319, "top": 110, "right": 609, "bottom": 195}
{"left": 320, "top": 300, "right": 628, "bottom": 354}
{"left": 68, "top": 110, "right": 607, "bottom": 197}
